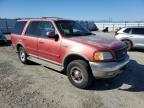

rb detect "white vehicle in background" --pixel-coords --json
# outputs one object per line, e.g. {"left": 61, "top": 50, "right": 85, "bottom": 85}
{"left": 115, "top": 27, "right": 144, "bottom": 50}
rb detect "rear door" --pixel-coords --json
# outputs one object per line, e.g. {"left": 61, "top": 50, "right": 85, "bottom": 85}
{"left": 131, "top": 28, "right": 144, "bottom": 47}
{"left": 23, "top": 21, "right": 41, "bottom": 57}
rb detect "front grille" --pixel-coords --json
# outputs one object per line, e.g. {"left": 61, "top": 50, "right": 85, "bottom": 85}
{"left": 115, "top": 47, "right": 127, "bottom": 60}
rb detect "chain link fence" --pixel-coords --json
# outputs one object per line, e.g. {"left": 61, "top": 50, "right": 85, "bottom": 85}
{"left": 0, "top": 18, "right": 16, "bottom": 34}
{"left": 95, "top": 22, "right": 144, "bottom": 32}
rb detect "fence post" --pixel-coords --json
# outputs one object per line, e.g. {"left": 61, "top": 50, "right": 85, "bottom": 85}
{"left": 125, "top": 21, "right": 126, "bottom": 27}
{"left": 138, "top": 23, "right": 140, "bottom": 27}
{"left": 113, "top": 24, "right": 114, "bottom": 32}
{"left": 103, "top": 24, "right": 105, "bottom": 30}
{"left": 5, "top": 18, "right": 9, "bottom": 33}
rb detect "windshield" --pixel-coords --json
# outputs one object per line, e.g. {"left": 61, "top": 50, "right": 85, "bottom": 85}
{"left": 55, "top": 20, "right": 93, "bottom": 37}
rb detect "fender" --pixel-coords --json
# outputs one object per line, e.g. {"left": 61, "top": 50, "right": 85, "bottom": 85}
{"left": 16, "top": 42, "right": 25, "bottom": 51}
{"left": 62, "top": 52, "right": 89, "bottom": 66}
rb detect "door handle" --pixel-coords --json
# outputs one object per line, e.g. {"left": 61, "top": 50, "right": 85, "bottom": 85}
{"left": 39, "top": 41, "right": 44, "bottom": 44}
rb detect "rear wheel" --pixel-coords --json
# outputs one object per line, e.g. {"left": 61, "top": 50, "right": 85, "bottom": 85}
{"left": 123, "top": 40, "right": 132, "bottom": 51}
{"left": 18, "top": 47, "right": 29, "bottom": 64}
{"left": 66, "top": 60, "right": 93, "bottom": 89}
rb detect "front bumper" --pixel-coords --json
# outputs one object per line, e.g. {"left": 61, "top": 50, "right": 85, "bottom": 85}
{"left": 89, "top": 55, "right": 129, "bottom": 78}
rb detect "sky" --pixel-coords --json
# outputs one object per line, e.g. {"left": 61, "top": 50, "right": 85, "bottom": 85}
{"left": 0, "top": 0, "right": 144, "bottom": 21}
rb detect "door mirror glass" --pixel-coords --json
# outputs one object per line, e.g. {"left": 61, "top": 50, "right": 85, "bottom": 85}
{"left": 46, "top": 31, "right": 55, "bottom": 38}
{"left": 46, "top": 31, "right": 59, "bottom": 41}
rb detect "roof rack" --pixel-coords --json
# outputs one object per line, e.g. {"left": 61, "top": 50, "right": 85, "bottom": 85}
{"left": 42, "top": 17, "right": 64, "bottom": 19}
{"left": 17, "top": 17, "right": 64, "bottom": 20}
{"left": 23, "top": 18, "right": 40, "bottom": 19}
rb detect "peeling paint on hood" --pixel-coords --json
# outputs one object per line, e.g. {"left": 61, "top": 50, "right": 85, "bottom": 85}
{"left": 70, "top": 35, "right": 125, "bottom": 50}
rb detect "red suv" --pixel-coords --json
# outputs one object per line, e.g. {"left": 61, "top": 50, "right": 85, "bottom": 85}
{"left": 11, "top": 18, "right": 129, "bottom": 89}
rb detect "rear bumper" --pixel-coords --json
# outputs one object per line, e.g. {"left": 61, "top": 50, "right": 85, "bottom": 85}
{"left": 89, "top": 56, "right": 129, "bottom": 78}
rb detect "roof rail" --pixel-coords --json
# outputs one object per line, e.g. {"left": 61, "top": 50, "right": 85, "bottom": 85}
{"left": 16, "top": 17, "right": 64, "bottom": 20}
{"left": 23, "top": 18, "right": 40, "bottom": 19}
{"left": 42, "top": 17, "right": 64, "bottom": 19}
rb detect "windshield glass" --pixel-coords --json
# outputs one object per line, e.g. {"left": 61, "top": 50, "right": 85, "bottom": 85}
{"left": 55, "top": 20, "right": 93, "bottom": 37}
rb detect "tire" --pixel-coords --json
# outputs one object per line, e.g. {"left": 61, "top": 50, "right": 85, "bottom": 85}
{"left": 66, "top": 60, "right": 93, "bottom": 89}
{"left": 18, "top": 47, "right": 29, "bottom": 64}
{"left": 123, "top": 40, "right": 132, "bottom": 51}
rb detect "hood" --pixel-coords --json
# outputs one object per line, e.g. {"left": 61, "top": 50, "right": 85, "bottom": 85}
{"left": 70, "top": 35, "right": 125, "bottom": 50}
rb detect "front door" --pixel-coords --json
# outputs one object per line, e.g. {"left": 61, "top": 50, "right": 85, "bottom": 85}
{"left": 37, "top": 21, "right": 61, "bottom": 63}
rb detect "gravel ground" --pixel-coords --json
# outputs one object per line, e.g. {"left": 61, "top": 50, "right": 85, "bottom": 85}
{"left": 0, "top": 34, "right": 144, "bottom": 108}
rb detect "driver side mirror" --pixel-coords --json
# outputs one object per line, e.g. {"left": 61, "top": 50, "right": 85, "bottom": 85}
{"left": 46, "top": 31, "right": 55, "bottom": 38}
{"left": 46, "top": 31, "right": 59, "bottom": 41}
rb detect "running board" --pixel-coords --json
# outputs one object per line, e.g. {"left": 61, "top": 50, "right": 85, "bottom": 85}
{"left": 27, "top": 56, "right": 64, "bottom": 71}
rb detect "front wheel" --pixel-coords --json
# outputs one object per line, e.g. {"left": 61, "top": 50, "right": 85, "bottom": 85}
{"left": 66, "top": 60, "right": 93, "bottom": 89}
{"left": 18, "top": 47, "right": 29, "bottom": 64}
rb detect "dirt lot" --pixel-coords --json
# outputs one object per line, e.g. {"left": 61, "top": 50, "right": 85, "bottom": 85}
{"left": 0, "top": 34, "right": 144, "bottom": 108}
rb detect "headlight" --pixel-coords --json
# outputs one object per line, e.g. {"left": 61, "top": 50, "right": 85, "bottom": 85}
{"left": 94, "top": 52, "right": 113, "bottom": 61}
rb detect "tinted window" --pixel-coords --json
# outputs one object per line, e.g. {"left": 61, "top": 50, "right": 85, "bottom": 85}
{"left": 55, "top": 20, "right": 92, "bottom": 37}
{"left": 132, "top": 28, "right": 144, "bottom": 35}
{"left": 25, "top": 21, "right": 54, "bottom": 38}
{"left": 25, "top": 21, "right": 41, "bottom": 37}
{"left": 123, "top": 28, "right": 131, "bottom": 34}
{"left": 13, "top": 21, "right": 27, "bottom": 35}
{"left": 39, "top": 21, "right": 55, "bottom": 38}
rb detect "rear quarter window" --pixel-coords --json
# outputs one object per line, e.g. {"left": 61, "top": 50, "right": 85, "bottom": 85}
{"left": 25, "top": 21, "right": 41, "bottom": 37}
{"left": 12, "top": 21, "right": 27, "bottom": 35}
{"left": 123, "top": 28, "right": 131, "bottom": 34}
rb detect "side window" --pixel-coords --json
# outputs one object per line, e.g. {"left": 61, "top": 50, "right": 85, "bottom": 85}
{"left": 39, "top": 21, "right": 55, "bottom": 38}
{"left": 132, "top": 28, "right": 144, "bottom": 35}
{"left": 25, "top": 21, "right": 54, "bottom": 38}
{"left": 123, "top": 28, "right": 131, "bottom": 34}
{"left": 25, "top": 21, "right": 41, "bottom": 37}
{"left": 13, "top": 21, "right": 27, "bottom": 35}
{"left": 141, "top": 28, "right": 144, "bottom": 35}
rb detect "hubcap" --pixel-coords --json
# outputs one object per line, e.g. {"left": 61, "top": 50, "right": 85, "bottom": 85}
{"left": 124, "top": 41, "right": 130, "bottom": 50}
{"left": 70, "top": 67, "right": 83, "bottom": 83}
{"left": 20, "top": 50, "right": 25, "bottom": 61}
{"left": 125, "top": 42, "right": 129, "bottom": 47}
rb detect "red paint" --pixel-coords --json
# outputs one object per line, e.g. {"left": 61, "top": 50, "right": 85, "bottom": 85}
{"left": 11, "top": 18, "right": 126, "bottom": 64}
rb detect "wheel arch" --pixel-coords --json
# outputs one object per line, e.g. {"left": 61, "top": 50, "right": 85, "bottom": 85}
{"left": 121, "top": 39, "right": 133, "bottom": 47}
{"left": 63, "top": 53, "right": 90, "bottom": 71}
{"left": 16, "top": 42, "right": 25, "bottom": 52}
